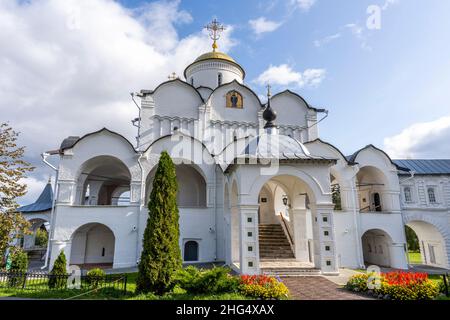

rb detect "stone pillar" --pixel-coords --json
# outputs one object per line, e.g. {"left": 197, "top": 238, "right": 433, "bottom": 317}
{"left": 316, "top": 204, "right": 339, "bottom": 275}
{"left": 291, "top": 208, "right": 309, "bottom": 261}
{"left": 389, "top": 243, "right": 408, "bottom": 269}
{"left": 239, "top": 205, "right": 260, "bottom": 275}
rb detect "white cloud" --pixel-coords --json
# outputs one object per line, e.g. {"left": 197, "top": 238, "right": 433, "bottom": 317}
{"left": 314, "top": 33, "right": 341, "bottom": 47}
{"left": 345, "top": 23, "right": 371, "bottom": 50}
{"left": 0, "top": 0, "right": 237, "bottom": 205}
{"left": 249, "top": 17, "right": 283, "bottom": 36}
{"left": 254, "top": 64, "right": 326, "bottom": 88}
{"left": 290, "top": 0, "right": 316, "bottom": 12}
{"left": 382, "top": 0, "right": 399, "bottom": 11}
{"left": 384, "top": 116, "right": 450, "bottom": 158}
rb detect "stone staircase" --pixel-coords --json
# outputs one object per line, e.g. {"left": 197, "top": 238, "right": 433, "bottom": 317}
{"left": 259, "top": 224, "right": 295, "bottom": 259}
{"left": 259, "top": 224, "right": 320, "bottom": 276}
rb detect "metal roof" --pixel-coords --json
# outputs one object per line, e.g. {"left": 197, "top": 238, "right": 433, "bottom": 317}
{"left": 393, "top": 159, "right": 450, "bottom": 175}
{"left": 18, "top": 182, "right": 53, "bottom": 213}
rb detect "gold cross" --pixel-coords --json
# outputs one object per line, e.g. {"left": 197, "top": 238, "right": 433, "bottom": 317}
{"left": 205, "top": 18, "right": 225, "bottom": 51}
{"left": 168, "top": 72, "right": 177, "bottom": 80}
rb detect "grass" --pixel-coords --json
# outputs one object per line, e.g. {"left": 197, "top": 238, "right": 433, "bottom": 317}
{"left": 0, "top": 272, "right": 249, "bottom": 300}
{"left": 408, "top": 251, "right": 422, "bottom": 264}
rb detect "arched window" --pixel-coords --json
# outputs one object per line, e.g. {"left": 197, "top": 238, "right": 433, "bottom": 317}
{"left": 218, "top": 73, "right": 222, "bottom": 86}
{"left": 404, "top": 187, "right": 412, "bottom": 203}
{"left": 184, "top": 241, "right": 199, "bottom": 261}
{"left": 427, "top": 187, "right": 437, "bottom": 203}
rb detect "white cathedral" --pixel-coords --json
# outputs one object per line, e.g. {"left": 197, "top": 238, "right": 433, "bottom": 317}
{"left": 19, "top": 21, "right": 450, "bottom": 276}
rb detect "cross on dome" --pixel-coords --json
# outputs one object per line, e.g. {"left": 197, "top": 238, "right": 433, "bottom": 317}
{"left": 204, "top": 18, "right": 225, "bottom": 52}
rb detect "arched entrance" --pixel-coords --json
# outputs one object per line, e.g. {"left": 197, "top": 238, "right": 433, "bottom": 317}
{"left": 70, "top": 223, "right": 115, "bottom": 269}
{"left": 406, "top": 220, "right": 449, "bottom": 268}
{"left": 146, "top": 164, "right": 207, "bottom": 208}
{"left": 76, "top": 156, "right": 131, "bottom": 206}
{"left": 257, "top": 175, "right": 318, "bottom": 268}
{"left": 356, "top": 166, "right": 389, "bottom": 212}
{"left": 361, "top": 229, "right": 393, "bottom": 267}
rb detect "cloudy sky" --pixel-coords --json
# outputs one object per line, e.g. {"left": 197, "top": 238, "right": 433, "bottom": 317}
{"left": 1, "top": 0, "right": 449, "bottom": 205}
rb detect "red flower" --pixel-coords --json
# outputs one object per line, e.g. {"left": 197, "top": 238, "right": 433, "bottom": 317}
{"left": 381, "top": 270, "right": 428, "bottom": 286}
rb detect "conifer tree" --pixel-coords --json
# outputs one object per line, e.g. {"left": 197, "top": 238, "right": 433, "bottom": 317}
{"left": 136, "top": 151, "right": 181, "bottom": 294}
{"left": 48, "top": 250, "right": 67, "bottom": 289}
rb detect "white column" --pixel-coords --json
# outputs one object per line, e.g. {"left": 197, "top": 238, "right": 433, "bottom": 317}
{"left": 239, "top": 205, "right": 260, "bottom": 275}
{"left": 389, "top": 243, "right": 408, "bottom": 269}
{"left": 49, "top": 240, "right": 72, "bottom": 270}
{"left": 291, "top": 208, "right": 309, "bottom": 261}
{"left": 316, "top": 203, "right": 339, "bottom": 275}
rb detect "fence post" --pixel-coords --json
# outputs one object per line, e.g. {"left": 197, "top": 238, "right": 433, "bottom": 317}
{"left": 443, "top": 273, "right": 449, "bottom": 297}
{"left": 22, "top": 272, "right": 27, "bottom": 289}
{"left": 123, "top": 274, "right": 127, "bottom": 294}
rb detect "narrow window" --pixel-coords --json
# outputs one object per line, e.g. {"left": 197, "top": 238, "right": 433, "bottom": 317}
{"left": 218, "top": 73, "right": 222, "bottom": 86}
{"left": 404, "top": 187, "right": 412, "bottom": 202}
{"left": 184, "top": 241, "right": 199, "bottom": 261}
{"left": 427, "top": 187, "right": 437, "bottom": 203}
{"left": 101, "top": 247, "right": 105, "bottom": 257}
{"left": 190, "top": 77, "right": 194, "bottom": 86}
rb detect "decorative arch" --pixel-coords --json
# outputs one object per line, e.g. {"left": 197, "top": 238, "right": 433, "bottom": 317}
{"left": 246, "top": 167, "right": 329, "bottom": 205}
{"left": 70, "top": 223, "right": 116, "bottom": 268}
{"left": 75, "top": 155, "right": 131, "bottom": 206}
{"left": 60, "top": 128, "right": 136, "bottom": 154}
{"left": 206, "top": 80, "right": 263, "bottom": 107}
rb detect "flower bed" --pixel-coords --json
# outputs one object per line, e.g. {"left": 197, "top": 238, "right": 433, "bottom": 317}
{"left": 174, "top": 267, "right": 289, "bottom": 300}
{"left": 346, "top": 271, "right": 439, "bottom": 300}
{"left": 239, "top": 275, "right": 289, "bottom": 300}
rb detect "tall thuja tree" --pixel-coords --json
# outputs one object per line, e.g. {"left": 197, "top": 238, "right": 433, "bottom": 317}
{"left": 0, "top": 123, "right": 34, "bottom": 262}
{"left": 136, "top": 151, "right": 181, "bottom": 294}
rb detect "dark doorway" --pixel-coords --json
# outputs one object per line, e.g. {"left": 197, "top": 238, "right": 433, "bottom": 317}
{"left": 184, "top": 241, "right": 199, "bottom": 262}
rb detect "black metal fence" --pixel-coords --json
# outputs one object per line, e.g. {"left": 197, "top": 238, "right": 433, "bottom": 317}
{"left": 0, "top": 271, "right": 127, "bottom": 294}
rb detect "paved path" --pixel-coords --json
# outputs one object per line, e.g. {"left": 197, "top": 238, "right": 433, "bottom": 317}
{"left": 280, "top": 276, "right": 372, "bottom": 300}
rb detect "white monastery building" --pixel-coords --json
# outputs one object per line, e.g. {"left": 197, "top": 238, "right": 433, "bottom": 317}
{"left": 20, "top": 21, "right": 450, "bottom": 276}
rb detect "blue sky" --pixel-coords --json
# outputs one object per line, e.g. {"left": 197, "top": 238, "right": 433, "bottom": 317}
{"left": 1, "top": 0, "right": 449, "bottom": 204}
{"left": 119, "top": 0, "right": 450, "bottom": 155}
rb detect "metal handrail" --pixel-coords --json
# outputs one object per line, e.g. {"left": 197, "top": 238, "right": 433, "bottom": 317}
{"left": 279, "top": 213, "right": 294, "bottom": 245}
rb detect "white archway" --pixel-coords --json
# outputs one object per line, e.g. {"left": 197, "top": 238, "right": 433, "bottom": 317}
{"left": 70, "top": 223, "right": 116, "bottom": 269}
{"left": 361, "top": 229, "right": 394, "bottom": 267}
{"left": 404, "top": 214, "right": 450, "bottom": 268}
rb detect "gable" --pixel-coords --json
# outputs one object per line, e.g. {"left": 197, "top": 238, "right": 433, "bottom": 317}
{"left": 153, "top": 80, "right": 203, "bottom": 119}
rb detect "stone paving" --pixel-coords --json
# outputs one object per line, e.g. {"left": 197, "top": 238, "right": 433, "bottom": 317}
{"left": 281, "top": 276, "right": 372, "bottom": 300}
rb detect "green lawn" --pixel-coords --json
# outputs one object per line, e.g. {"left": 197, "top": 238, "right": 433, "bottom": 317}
{"left": 408, "top": 251, "right": 422, "bottom": 264}
{"left": 0, "top": 272, "right": 249, "bottom": 300}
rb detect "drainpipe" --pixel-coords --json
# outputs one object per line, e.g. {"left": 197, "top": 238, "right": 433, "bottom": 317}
{"left": 136, "top": 152, "right": 145, "bottom": 265}
{"left": 131, "top": 92, "right": 144, "bottom": 265}
{"left": 41, "top": 152, "right": 59, "bottom": 270}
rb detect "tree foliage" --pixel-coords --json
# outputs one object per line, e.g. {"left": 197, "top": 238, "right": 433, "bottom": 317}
{"left": 136, "top": 151, "right": 182, "bottom": 295}
{"left": 48, "top": 250, "right": 67, "bottom": 289}
{"left": 405, "top": 225, "right": 420, "bottom": 252}
{"left": 0, "top": 123, "right": 34, "bottom": 262}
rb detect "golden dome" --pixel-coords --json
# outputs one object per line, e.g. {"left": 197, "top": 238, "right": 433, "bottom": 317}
{"left": 194, "top": 51, "right": 236, "bottom": 63}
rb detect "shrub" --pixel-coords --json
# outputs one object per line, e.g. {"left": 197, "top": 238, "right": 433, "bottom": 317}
{"left": 48, "top": 250, "right": 68, "bottom": 289}
{"left": 239, "top": 275, "right": 289, "bottom": 300}
{"left": 346, "top": 271, "right": 440, "bottom": 300}
{"left": 86, "top": 268, "right": 106, "bottom": 288}
{"left": 174, "top": 266, "right": 239, "bottom": 294}
{"left": 345, "top": 273, "right": 369, "bottom": 292}
{"left": 34, "top": 228, "right": 48, "bottom": 247}
{"left": 136, "top": 151, "right": 182, "bottom": 295}
{"left": 7, "top": 247, "right": 28, "bottom": 287}
{"left": 9, "top": 247, "right": 28, "bottom": 271}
